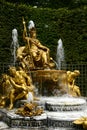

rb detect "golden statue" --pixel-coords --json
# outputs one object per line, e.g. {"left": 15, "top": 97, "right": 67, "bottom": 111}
{"left": 15, "top": 102, "right": 44, "bottom": 117}
{"left": 0, "top": 66, "right": 37, "bottom": 110}
{"left": 67, "top": 70, "right": 81, "bottom": 97}
{"left": 0, "top": 74, "right": 11, "bottom": 108}
{"left": 17, "top": 18, "right": 55, "bottom": 70}
{"left": 73, "top": 117, "right": 87, "bottom": 130}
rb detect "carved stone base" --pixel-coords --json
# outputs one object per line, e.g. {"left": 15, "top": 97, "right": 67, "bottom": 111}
{"left": 0, "top": 96, "right": 87, "bottom": 129}
{"left": 47, "top": 111, "right": 86, "bottom": 130}
{"left": 45, "top": 97, "right": 86, "bottom": 111}
{"left": 47, "top": 119, "right": 83, "bottom": 130}
{"left": 0, "top": 108, "right": 47, "bottom": 128}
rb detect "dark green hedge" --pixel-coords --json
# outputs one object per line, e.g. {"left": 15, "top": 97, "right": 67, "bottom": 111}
{"left": 5, "top": 0, "right": 87, "bottom": 9}
{"left": 0, "top": 1, "right": 87, "bottom": 63}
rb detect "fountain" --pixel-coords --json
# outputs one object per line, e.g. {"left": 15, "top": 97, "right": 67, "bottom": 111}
{"left": 56, "top": 39, "right": 66, "bottom": 70}
{"left": 10, "top": 28, "right": 19, "bottom": 66}
{"left": 0, "top": 18, "right": 87, "bottom": 130}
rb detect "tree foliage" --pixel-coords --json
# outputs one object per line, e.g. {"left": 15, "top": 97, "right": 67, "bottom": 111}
{"left": 0, "top": 1, "right": 87, "bottom": 64}
{"left": 5, "top": 0, "right": 87, "bottom": 8}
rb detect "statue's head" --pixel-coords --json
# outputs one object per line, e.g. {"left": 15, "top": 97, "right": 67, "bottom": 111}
{"left": 29, "top": 27, "right": 36, "bottom": 38}
{"left": 2, "top": 74, "right": 8, "bottom": 79}
{"left": 9, "top": 66, "right": 16, "bottom": 76}
{"left": 67, "top": 70, "right": 80, "bottom": 83}
{"left": 28, "top": 20, "right": 36, "bottom": 38}
{"left": 73, "top": 70, "right": 80, "bottom": 76}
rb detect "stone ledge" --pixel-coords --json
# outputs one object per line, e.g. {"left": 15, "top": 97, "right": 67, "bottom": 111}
{"left": 0, "top": 108, "right": 47, "bottom": 128}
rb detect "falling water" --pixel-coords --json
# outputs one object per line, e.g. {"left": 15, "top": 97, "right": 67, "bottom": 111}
{"left": 56, "top": 39, "right": 66, "bottom": 70}
{"left": 10, "top": 29, "right": 19, "bottom": 66}
{"left": 27, "top": 92, "right": 34, "bottom": 103}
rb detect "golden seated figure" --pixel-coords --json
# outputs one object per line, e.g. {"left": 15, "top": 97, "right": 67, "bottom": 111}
{"left": 17, "top": 19, "right": 55, "bottom": 71}
{"left": 0, "top": 67, "right": 37, "bottom": 110}
{"left": 67, "top": 70, "right": 81, "bottom": 97}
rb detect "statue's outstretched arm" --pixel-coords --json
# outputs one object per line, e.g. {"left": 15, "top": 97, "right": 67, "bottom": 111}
{"left": 9, "top": 77, "right": 26, "bottom": 90}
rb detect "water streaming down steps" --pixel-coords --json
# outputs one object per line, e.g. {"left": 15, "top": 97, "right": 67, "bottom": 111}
{"left": 0, "top": 96, "right": 86, "bottom": 130}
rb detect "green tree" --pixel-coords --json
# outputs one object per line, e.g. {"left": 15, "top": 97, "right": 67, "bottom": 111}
{"left": 4, "top": 0, "right": 87, "bottom": 8}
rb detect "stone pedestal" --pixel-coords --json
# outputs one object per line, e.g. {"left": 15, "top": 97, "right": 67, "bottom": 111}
{"left": 0, "top": 108, "right": 47, "bottom": 128}
{"left": 0, "top": 96, "right": 86, "bottom": 130}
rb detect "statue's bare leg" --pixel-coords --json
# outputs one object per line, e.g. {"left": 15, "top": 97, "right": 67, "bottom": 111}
{"left": 8, "top": 89, "right": 15, "bottom": 110}
{"left": 15, "top": 91, "right": 27, "bottom": 100}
